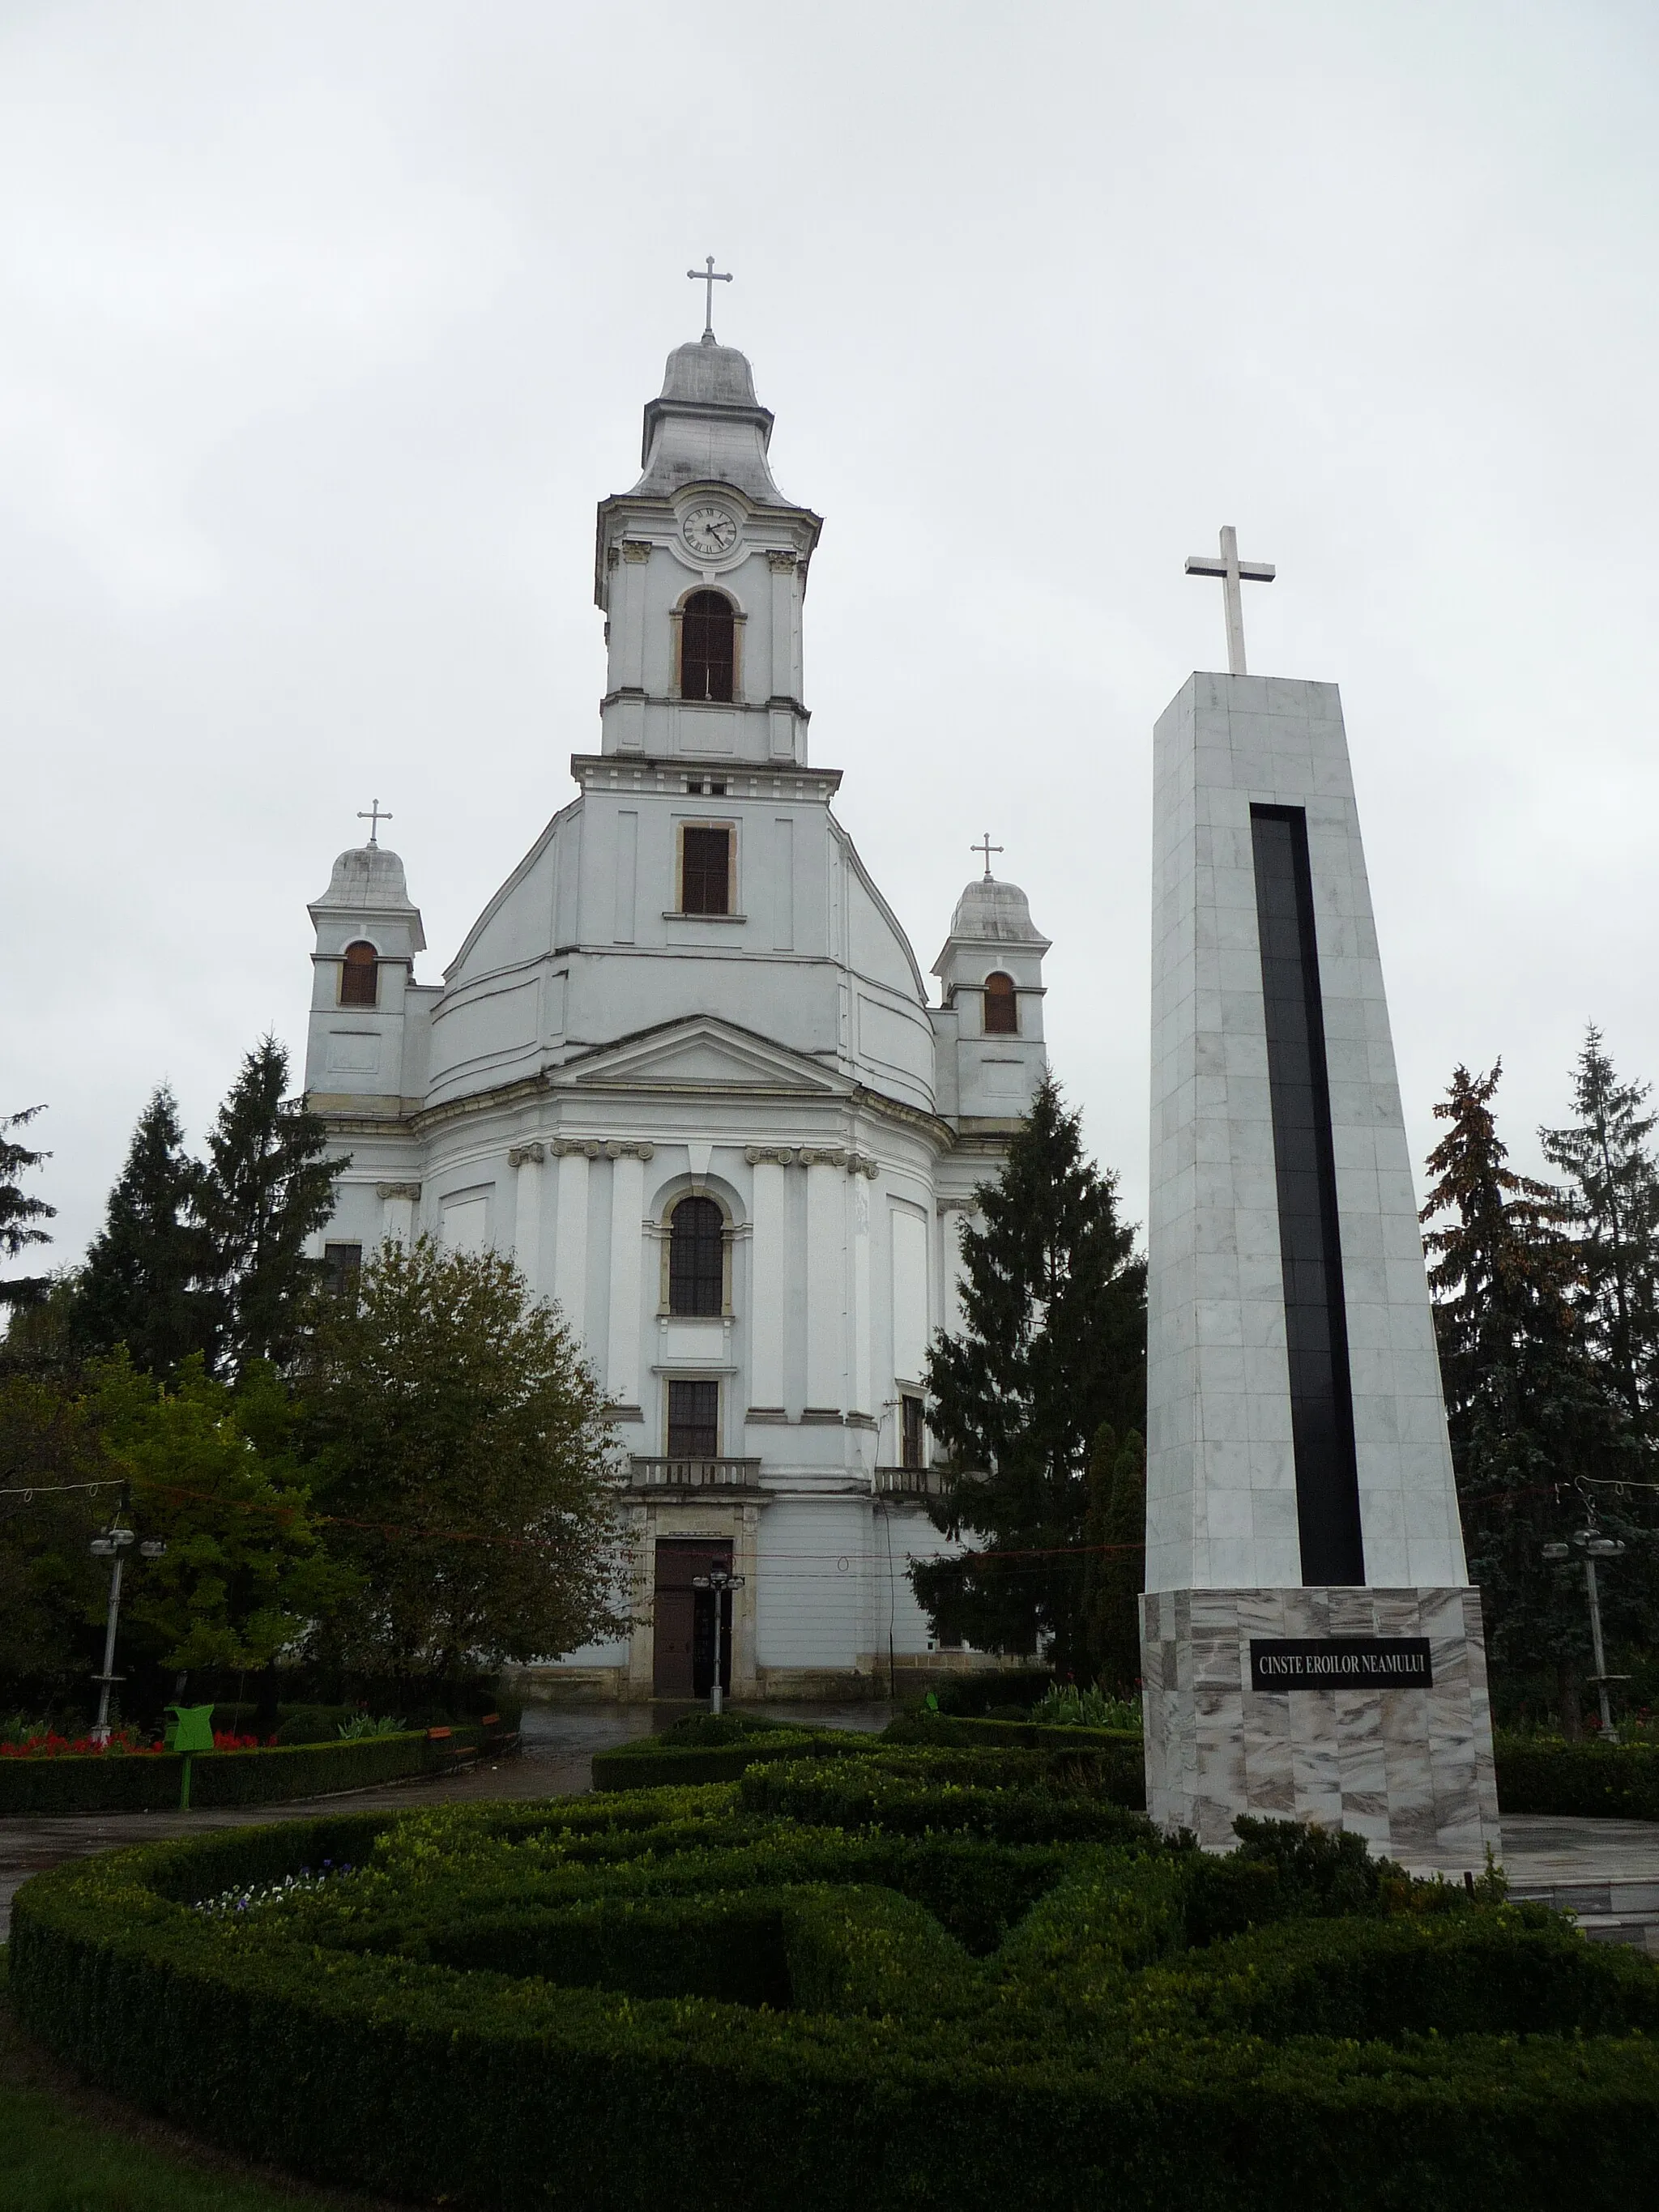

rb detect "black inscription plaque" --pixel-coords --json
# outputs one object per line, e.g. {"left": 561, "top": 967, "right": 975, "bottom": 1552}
{"left": 1249, "top": 804, "right": 1367, "bottom": 1587}
{"left": 1250, "top": 1638, "right": 1433, "bottom": 1691}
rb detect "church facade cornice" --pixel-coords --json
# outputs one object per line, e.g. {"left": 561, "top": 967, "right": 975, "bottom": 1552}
{"left": 569, "top": 751, "right": 836, "bottom": 799}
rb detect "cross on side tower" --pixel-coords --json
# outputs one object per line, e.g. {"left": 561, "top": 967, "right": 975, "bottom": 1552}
{"left": 686, "top": 255, "right": 732, "bottom": 342}
{"left": 972, "top": 833, "right": 1004, "bottom": 880}
{"left": 1184, "top": 526, "right": 1276, "bottom": 677}
{"left": 357, "top": 800, "right": 392, "bottom": 847}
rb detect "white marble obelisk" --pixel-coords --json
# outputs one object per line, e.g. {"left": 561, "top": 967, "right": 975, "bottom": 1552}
{"left": 1141, "top": 663, "right": 1499, "bottom": 1865}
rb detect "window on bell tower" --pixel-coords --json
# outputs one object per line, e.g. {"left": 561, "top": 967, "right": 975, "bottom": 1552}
{"left": 339, "top": 941, "right": 378, "bottom": 1008}
{"left": 680, "top": 590, "right": 735, "bottom": 702}
{"left": 983, "top": 971, "right": 1017, "bottom": 1034}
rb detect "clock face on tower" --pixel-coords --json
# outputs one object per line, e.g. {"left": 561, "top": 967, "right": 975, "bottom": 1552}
{"left": 680, "top": 503, "right": 739, "bottom": 559}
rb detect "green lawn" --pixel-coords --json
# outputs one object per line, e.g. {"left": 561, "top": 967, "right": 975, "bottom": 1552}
{"left": 0, "top": 2079, "right": 364, "bottom": 2210}
{"left": 0, "top": 1953, "right": 383, "bottom": 2212}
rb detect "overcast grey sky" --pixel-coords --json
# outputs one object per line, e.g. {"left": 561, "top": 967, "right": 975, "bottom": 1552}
{"left": 4, "top": 0, "right": 1657, "bottom": 1283}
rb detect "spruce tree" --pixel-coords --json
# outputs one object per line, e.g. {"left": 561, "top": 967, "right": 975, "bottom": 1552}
{"left": 1540, "top": 1025, "right": 1659, "bottom": 1434}
{"left": 1422, "top": 1061, "right": 1639, "bottom": 1733}
{"left": 1080, "top": 1423, "right": 1146, "bottom": 1694}
{"left": 910, "top": 1077, "right": 1145, "bottom": 1676}
{"left": 75, "top": 1087, "right": 213, "bottom": 1376}
{"left": 0, "top": 1105, "right": 55, "bottom": 1306}
{"left": 197, "top": 1039, "right": 343, "bottom": 1374}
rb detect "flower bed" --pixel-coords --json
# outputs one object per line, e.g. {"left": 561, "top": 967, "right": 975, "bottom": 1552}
{"left": 12, "top": 1750, "right": 1659, "bottom": 2209}
{"left": 0, "top": 1728, "right": 456, "bottom": 1817}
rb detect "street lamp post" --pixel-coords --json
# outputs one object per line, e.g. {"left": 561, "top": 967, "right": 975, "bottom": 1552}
{"left": 87, "top": 1522, "right": 167, "bottom": 1746}
{"left": 1543, "top": 1507, "right": 1628, "bottom": 1742}
{"left": 690, "top": 1566, "right": 745, "bottom": 1715}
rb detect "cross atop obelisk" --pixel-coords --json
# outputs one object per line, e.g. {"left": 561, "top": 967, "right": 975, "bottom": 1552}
{"left": 1184, "top": 525, "right": 1275, "bottom": 677}
{"left": 357, "top": 799, "right": 392, "bottom": 847}
{"left": 687, "top": 255, "right": 732, "bottom": 343}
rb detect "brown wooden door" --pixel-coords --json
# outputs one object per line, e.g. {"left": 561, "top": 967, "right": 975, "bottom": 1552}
{"left": 652, "top": 1539, "right": 733, "bottom": 1699}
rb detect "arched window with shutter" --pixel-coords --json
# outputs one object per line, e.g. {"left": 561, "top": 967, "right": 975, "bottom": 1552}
{"left": 680, "top": 590, "right": 735, "bottom": 703}
{"left": 983, "top": 971, "right": 1017, "bottom": 1035}
{"left": 668, "top": 1195, "right": 725, "bottom": 1316}
{"left": 339, "top": 941, "right": 379, "bottom": 1008}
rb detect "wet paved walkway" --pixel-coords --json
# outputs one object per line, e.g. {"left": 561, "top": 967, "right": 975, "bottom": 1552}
{"left": 0, "top": 1703, "right": 890, "bottom": 1938}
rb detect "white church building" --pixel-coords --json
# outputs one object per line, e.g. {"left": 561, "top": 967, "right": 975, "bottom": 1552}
{"left": 300, "top": 312, "right": 1051, "bottom": 1701}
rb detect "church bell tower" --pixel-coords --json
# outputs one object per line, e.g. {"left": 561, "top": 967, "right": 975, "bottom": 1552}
{"left": 593, "top": 319, "right": 823, "bottom": 769}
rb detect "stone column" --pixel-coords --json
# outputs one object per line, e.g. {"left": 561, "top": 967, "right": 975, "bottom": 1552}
{"left": 507, "top": 1144, "right": 544, "bottom": 1293}
{"left": 376, "top": 1181, "right": 421, "bottom": 1247}
{"left": 849, "top": 1153, "right": 876, "bottom": 1421}
{"left": 803, "top": 1149, "right": 846, "bottom": 1416}
{"left": 605, "top": 1144, "right": 650, "bottom": 1413}
{"left": 551, "top": 1143, "right": 591, "bottom": 1341}
{"left": 744, "top": 1148, "right": 791, "bottom": 1416}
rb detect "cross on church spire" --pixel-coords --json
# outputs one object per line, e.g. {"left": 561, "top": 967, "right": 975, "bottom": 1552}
{"left": 972, "top": 833, "right": 1004, "bottom": 880}
{"left": 357, "top": 799, "right": 392, "bottom": 847}
{"left": 687, "top": 254, "right": 732, "bottom": 342}
{"left": 1184, "top": 525, "right": 1276, "bottom": 676}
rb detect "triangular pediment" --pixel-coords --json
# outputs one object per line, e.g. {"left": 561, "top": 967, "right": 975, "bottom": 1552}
{"left": 554, "top": 1017, "right": 851, "bottom": 1097}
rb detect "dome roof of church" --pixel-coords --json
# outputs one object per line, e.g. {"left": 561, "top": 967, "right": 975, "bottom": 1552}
{"left": 659, "top": 335, "right": 761, "bottom": 409}
{"left": 633, "top": 331, "right": 787, "bottom": 505}
{"left": 313, "top": 844, "right": 419, "bottom": 913}
{"left": 945, "top": 875, "right": 1049, "bottom": 947}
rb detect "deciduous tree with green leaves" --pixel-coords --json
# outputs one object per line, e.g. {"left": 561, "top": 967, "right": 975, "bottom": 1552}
{"left": 911, "top": 1078, "right": 1145, "bottom": 1677}
{"left": 89, "top": 1351, "right": 348, "bottom": 1689}
{"left": 298, "top": 1238, "right": 625, "bottom": 1681}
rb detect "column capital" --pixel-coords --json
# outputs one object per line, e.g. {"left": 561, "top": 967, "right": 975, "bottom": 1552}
{"left": 744, "top": 1144, "right": 796, "bottom": 1167}
{"left": 766, "top": 549, "right": 800, "bottom": 574}
{"left": 798, "top": 1145, "right": 847, "bottom": 1169}
{"left": 376, "top": 1181, "right": 422, "bottom": 1201}
{"left": 507, "top": 1143, "right": 545, "bottom": 1169}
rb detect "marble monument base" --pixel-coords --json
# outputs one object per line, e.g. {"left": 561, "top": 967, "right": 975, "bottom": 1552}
{"left": 1140, "top": 1587, "right": 1500, "bottom": 1866}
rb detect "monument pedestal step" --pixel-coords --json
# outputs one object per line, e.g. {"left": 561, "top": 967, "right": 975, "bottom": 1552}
{"left": 1508, "top": 1877, "right": 1659, "bottom": 1953}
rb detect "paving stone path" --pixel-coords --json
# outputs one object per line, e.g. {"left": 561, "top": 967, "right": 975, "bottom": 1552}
{"left": 0, "top": 1702, "right": 889, "bottom": 1939}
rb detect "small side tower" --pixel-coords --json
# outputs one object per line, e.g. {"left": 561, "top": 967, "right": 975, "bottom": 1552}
{"left": 930, "top": 871, "right": 1050, "bottom": 1123}
{"left": 304, "top": 839, "right": 427, "bottom": 1116}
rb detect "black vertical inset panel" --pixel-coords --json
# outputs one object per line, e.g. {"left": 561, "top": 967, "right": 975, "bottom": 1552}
{"left": 1249, "top": 805, "right": 1366, "bottom": 1586}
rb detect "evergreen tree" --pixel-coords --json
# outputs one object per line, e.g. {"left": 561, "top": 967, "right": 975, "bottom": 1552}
{"left": 1540, "top": 1025, "right": 1659, "bottom": 1434}
{"left": 0, "top": 1105, "right": 55, "bottom": 1307}
{"left": 1422, "top": 1061, "right": 1639, "bottom": 1733}
{"left": 1081, "top": 1424, "right": 1146, "bottom": 1694}
{"left": 910, "top": 1078, "right": 1145, "bottom": 1676}
{"left": 75, "top": 1087, "right": 214, "bottom": 1377}
{"left": 197, "top": 1039, "right": 343, "bottom": 1373}
{"left": 298, "top": 1237, "right": 624, "bottom": 1680}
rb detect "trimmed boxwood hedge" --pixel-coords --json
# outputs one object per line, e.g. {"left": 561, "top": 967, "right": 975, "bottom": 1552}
{"left": 1495, "top": 1732, "right": 1659, "bottom": 1820}
{"left": 14, "top": 1749, "right": 1659, "bottom": 2210}
{"left": 0, "top": 1728, "right": 454, "bottom": 1817}
{"left": 592, "top": 1713, "right": 876, "bottom": 1792}
{"left": 883, "top": 1708, "right": 1147, "bottom": 1803}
